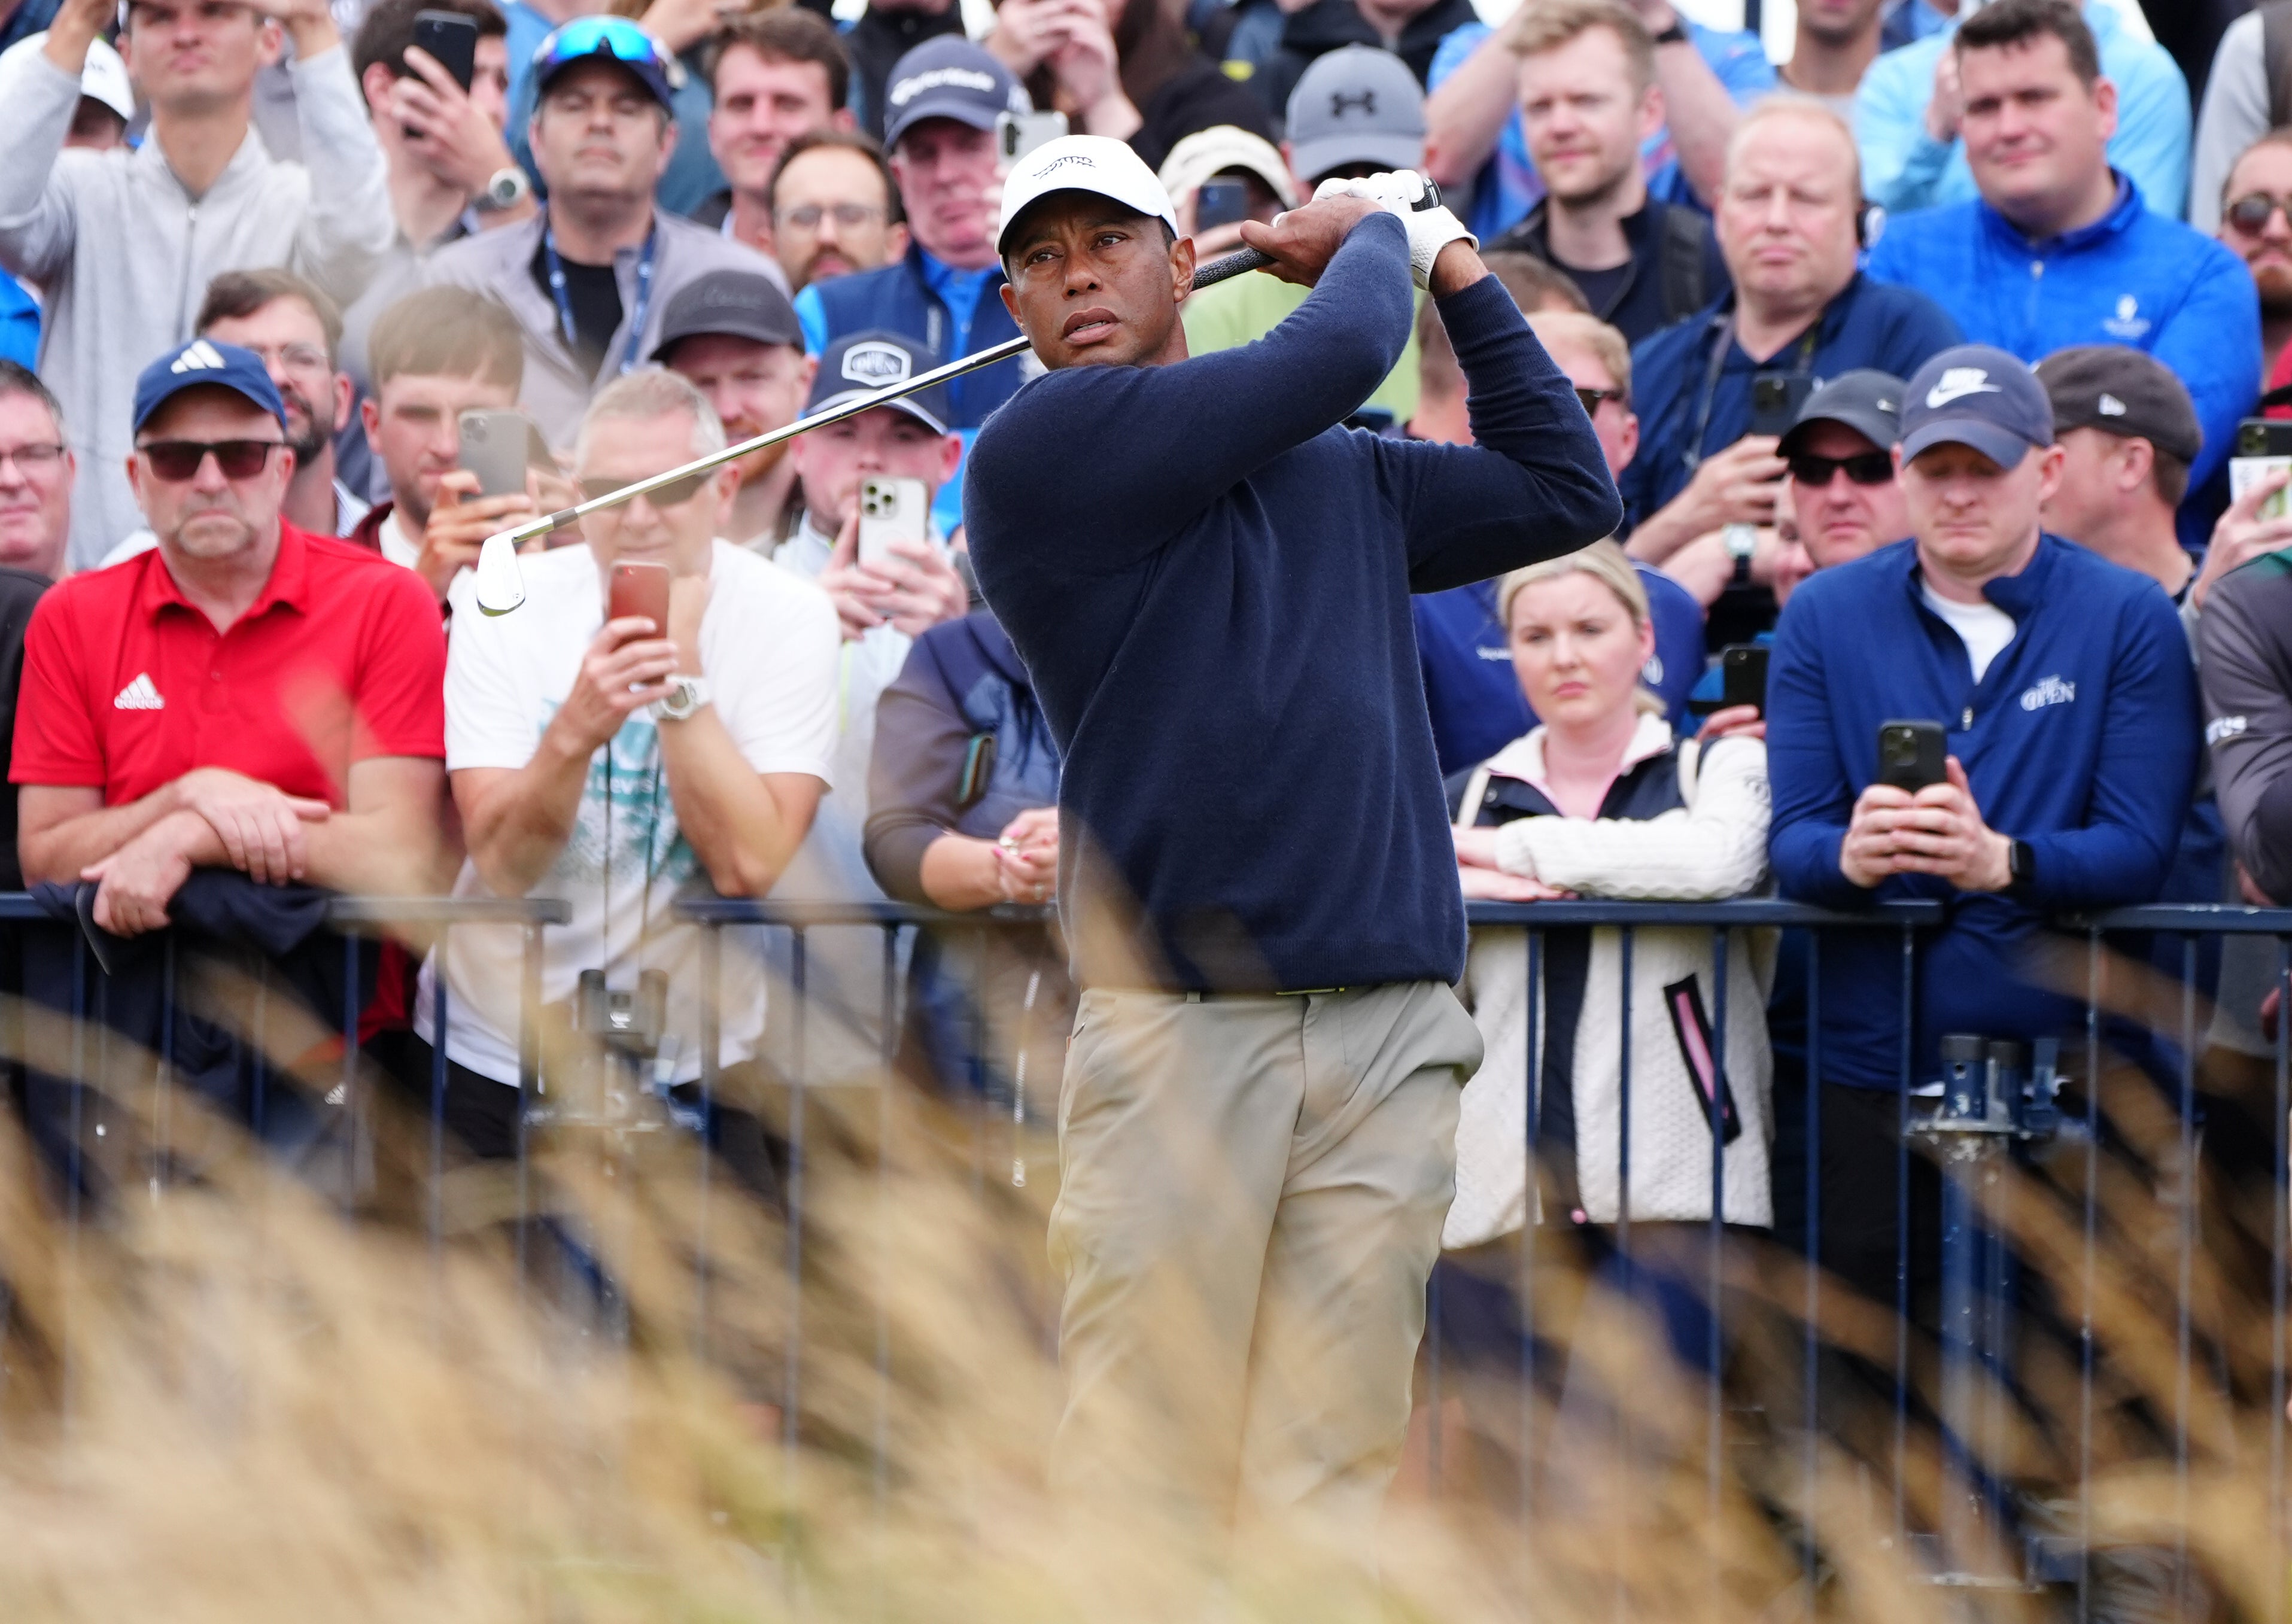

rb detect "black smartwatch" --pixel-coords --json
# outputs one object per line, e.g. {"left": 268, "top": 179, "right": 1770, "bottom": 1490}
{"left": 2007, "top": 837, "right": 2036, "bottom": 893}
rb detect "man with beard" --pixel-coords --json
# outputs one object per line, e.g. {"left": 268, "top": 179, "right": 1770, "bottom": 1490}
{"left": 2218, "top": 130, "right": 2292, "bottom": 388}
{"left": 650, "top": 269, "right": 811, "bottom": 549}
{"left": 769, "top": 131, "right": 909, "bottom": 294}
{"left": 100, "top": 271, "right": 370, "bottom": 567}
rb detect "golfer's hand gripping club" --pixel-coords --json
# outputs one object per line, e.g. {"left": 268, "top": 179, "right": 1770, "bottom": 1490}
{"left": 1188, "top": 171, "right": 1468, "bottom": 292}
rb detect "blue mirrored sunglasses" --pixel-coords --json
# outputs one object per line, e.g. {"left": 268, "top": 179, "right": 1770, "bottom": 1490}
{"left": 533, "top": 16, "right": 685, "bottom": 87}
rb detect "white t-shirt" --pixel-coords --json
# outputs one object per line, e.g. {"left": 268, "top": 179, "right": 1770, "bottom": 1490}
{"left": 419, "top": 540, "right": 840, "bottom": 1087}
{"left": 1920, "top": 582, "right": 2017, "bottom": 682}
{"left": 374, "top": 506, "right": 421, "bottom": 571}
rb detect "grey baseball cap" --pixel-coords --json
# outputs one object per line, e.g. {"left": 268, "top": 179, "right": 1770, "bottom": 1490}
{"left": 2034, "top": 344, "right": 2202, "bottom": 464}
{"left": 1285, "top": 45, "right": 1425, "bottom": 185}
{"left": 649, "top": 269, "right": 802, "bottom": 361}
{"left": 1899, "top": 345, "right": 2055, "bottom": 470}
{"left": 1780, "top": 369, "right": 1905, "bottom": 455}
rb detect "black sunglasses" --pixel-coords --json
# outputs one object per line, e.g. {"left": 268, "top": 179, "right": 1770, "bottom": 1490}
{"left": 1574, "top": 385, "right": 1625, "bottom": 415}
{"left": 2227, "top": 191, "right": 2292, "bottom": 234}
{"left": 579, "top": 470, "right": 712, "bottom": 507}
{"left": 1787, "top": 449, "right": 1893, "bottom": 487}
{"left": 137, "top": 439, "right": 283, "bottom": 481}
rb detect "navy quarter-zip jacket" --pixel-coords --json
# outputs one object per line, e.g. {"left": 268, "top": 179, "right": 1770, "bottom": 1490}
{"left": 965, "top": 215, "right": 1622, "bottom": 992}
{"left": 1766, "top": 535, "right": 2199, "bottom": 1089}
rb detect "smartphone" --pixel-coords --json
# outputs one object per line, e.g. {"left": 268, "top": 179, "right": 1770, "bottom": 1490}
{"left": 955, "top": 732, "right": 998, "bottom": 811}
{"left": 1720, "top": 644, "right": 1769, "bottom": 714}
{"left": 1877, "top": 719, "right": 1947, "bottom": 793}
{"left": 411, "top": 8, "right": 478, "bottom": 90}
{"left": 1750, "top": 373, "right": 1815, "bottom": 440}
{"left": 607, "top": 558, "right": 671, "bottom": 634}
{"left": 996, "top": 109, "right": 1069, "bottom": 168}
{"left": 458, "top": 408, "right": 535, "bottom": 498}
{"left": 858, "top": 476, "right": 928, "bottom": 570}
{"left": 2234, "top": 419, "right": 2292, "bottom": 520}
{"left": 1195, "top": 178, "right": 1250, "bottom": 232}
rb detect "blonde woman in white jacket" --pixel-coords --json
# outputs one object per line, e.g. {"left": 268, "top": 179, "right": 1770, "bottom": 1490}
{"left": 1433, "top": 541, "right": 1773, "bottom": 1494}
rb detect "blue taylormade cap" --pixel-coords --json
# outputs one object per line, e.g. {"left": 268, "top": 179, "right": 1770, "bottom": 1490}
{"left": 1898, "top": 344, "right": 2054, "bottom": 470}
{"left": 132, "top": 337, "right": 288, "bottom": 434}
{"left": 880, "top": 37, "right": 1028, "bottom": 152}
{"left": 803, "top": 329, "right": 951, "bottom": 434}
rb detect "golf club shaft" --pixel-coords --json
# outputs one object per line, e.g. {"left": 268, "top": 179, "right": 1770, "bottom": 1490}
{"left": 499, "top": 235, "right": 1303, "bottom": 545}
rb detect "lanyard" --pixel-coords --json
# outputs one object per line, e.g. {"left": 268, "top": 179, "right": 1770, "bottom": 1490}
{"left": 1681, "top": 311, "right": 1822, "bottom": 473}
{"left": 543, "top": 221, "right": 658, "bottom": 378}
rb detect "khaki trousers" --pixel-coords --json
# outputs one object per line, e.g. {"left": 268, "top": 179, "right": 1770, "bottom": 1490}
{"left": 1047, "top": 978, "right": 1482, "bottom": 1550}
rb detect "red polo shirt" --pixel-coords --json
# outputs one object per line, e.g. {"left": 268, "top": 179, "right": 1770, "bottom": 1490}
{"left": 11, "top": 522, "right": 446, "bottom": 805}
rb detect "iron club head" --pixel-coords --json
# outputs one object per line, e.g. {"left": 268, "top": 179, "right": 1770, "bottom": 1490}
{"left": 472, "top": 528, "right": 527, "bottom": 617}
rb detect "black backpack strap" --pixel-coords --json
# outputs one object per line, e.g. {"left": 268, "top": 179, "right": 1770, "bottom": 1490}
{"left": 2267, "top": 1, "right": 2292, "bottom": 131}
{"left": 1659, "top": 205, "right": 1712, "bottom": 325}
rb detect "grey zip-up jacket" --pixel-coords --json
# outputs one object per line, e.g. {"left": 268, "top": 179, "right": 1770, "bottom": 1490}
{"left": 2198, "top": 551, "right": 2292, "bottom": 902}
{"left": 422, "top": 208, "right": 789, "bottom": 449}
{"left": 0, "top": 46, "right": 391, "bottom": 570}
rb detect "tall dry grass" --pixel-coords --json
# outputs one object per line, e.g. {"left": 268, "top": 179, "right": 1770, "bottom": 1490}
{"left": 0, "top": 968, "right": 2285, "bottom": 1623}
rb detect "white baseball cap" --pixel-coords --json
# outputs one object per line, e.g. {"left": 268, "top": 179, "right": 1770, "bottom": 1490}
{"left": 0, "top": 32, "right": 135, "bottom": 124}
{"left": 996, "top": 133, "right": 1180, "bottom": 258}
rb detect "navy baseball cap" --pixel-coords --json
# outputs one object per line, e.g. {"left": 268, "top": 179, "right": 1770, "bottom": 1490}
{"left": 649, "top": 269, "right": 803, "bottom": 361}
{"left": 1780, "top": 369, "right": 1905, "bottom": 455}
{"left": 531, "top": 16, "right": 683, "bottom": 112}
{"left": 1898, "top": 345, "right": 2054, "bottom": 470}
{"left": 881, "top": 37, "right": 1028, "bottom": 153}
{"left": 803, "top": 330, "right": 951, "bottom": 433}
{"left": 132, "top": 337, "right": 288, "bottom": 434}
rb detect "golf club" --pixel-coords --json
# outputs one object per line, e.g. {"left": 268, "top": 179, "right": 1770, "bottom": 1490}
{"left": 470, "top": 180, "right": 1443, "bottom": 615}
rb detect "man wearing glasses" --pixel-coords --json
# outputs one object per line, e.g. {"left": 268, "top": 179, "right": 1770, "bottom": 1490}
{"left": 2215, "top": 133, "right": 2292, "bottom": 395}
{"left": 13, "top": 337, "right": 448, "bottom": 939}
{"left": 414, "top": 367, "right": 835, "bottom": 1161}
{"left": 425, "top": 16, "right": 786, "bottom": 448}
{"left": 0, "top": 0, "right": 391, "bottom": 573}
{"left": 767, "top": 131, "right": 909, "bottom": 294}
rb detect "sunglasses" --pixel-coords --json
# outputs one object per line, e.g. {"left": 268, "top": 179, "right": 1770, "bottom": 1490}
{"left": 1787, "top": 449, "right": 1894, "bottom": 487}
{"left": 137, "top": 439, "right": 282, "bottom": 481}
{"left": 2226, "top": 192, "right": 2292, "bottom": 234}
{"left": 1574, "top": 385, "right": 1625, "bottom": 415}
{"left": 533, "top": 16, "right": 683, "bottom": 84}
{"left": 579, "top": 470, "right": 712, "bottom": 507}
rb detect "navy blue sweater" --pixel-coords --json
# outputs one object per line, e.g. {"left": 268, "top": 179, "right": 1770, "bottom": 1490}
{"left": 1766, "top": 536, "right": 2198, "bottom": 1089}
{"left": 965, "top": 215, "right": 1622, "bottom": 990}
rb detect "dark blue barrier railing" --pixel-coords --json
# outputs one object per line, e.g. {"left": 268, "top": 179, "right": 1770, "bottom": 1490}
{"left": 13, "top": 892, "right": 2292, "bottom": 1616}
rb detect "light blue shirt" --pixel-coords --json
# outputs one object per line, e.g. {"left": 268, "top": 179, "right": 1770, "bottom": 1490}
{"left": 1426, "top": 17, "right": 1776, "bottom": 244}
{"left": 1854, "top": 1, "right": 2190, "bottom": 220}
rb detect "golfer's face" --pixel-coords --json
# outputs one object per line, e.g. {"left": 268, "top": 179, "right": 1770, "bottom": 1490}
{"left": 1001, "top": 196, "right": 1187, "bottom": 372}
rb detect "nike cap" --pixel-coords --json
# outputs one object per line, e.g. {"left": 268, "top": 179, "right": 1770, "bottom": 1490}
{"left": 1779, "top": 369, "right": 1905, "bottom": 456}
{"left": 1899, "top": 344, "right": 2054, "bottom": 470}
{"left": 997, "top": 133, "right": 1180, "bottom": 257}
{"left": 881, "top": 37, "right": 1028, "bottom": 153}
{"left": 649, "top": 269, "right": 803, "bottom": 362}
{"left": 1285, "top": 44, "right": 1425, "bottom": 187}
{"left": 132, "top": 337, "right": 288, "bottom": 434}
{"left": 2034, "top": 343, "right": 2202, "bottom": 465}
{"left": 803, "top": 329, "right": 952, "bottom": 434}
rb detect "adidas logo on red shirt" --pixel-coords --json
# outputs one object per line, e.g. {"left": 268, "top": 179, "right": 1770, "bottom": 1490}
{"left": 113, "top": 673, "right": 163, "bottom": 710}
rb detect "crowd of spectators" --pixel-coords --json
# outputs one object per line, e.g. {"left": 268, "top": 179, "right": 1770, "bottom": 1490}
{"left": 4, "top": 0, "right": 2292, "bottom": 1409}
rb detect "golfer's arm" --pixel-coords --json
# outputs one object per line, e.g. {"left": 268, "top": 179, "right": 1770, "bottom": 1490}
{"left": 454, "top": 740, "right": 592, "bottom": 899}
{"left": 1391, "top": 256, "right": 1622, "bottom": 592}
{"left": 656, "top": 713, "right": 821, "bottom": 899}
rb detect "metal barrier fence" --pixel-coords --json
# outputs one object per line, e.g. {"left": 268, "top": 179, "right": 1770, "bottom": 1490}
{"left": 9, "top": 890, "right": 2291, "bottom": 1616}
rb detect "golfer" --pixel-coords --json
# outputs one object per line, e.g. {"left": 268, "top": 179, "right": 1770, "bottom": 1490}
{"left": 966, "top": 137, "right": 1622, "bottom": 1544}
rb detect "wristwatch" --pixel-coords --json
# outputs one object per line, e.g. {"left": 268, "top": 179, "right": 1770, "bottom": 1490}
{"left": 1723, "top": 522, "right": 1758, "bottom": 586}
{"left": 475, "top": 165, "right": 531, "bottom": 214}
{"left": 2007, "top": 837, "right": 2036, "bottom": 894}
{"left": 653, "top": 675, "right": 711, "bottom": 723}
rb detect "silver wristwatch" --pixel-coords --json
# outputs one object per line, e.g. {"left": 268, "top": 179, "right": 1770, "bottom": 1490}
{"left": 653, "top": 676, "right": 710, "bottom": 722}
{"left": 475, "top": 165, "right": 531, "bottom": 214}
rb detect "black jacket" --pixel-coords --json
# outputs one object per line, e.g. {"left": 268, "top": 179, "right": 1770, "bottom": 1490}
{"left": 1253, "top": 0, "right": 1476, "bottom": 121}
{"left": 1129, "top": 55, "right": 1281, "bottom": 172}
{"left": 0, "top": 564, "right": 50, "bottom": 890}
{"left": 1488, "top": 196, "right": 1731, "bottom": 346}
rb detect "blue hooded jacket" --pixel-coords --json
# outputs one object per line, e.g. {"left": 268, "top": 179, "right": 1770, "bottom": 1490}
{"left": 1865, "top": 177, "right": 2260, "bottom": 497}
{"left": 1765, "top": 535, "right": 2197, "bottom": 1091}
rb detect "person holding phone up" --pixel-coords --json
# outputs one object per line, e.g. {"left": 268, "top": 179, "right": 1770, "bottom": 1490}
{"left": 1765, "top": 343, "right": 2197, "bottom": 1318}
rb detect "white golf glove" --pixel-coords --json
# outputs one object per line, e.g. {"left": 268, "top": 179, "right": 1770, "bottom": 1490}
{"left": 1314, "top": 169, "right": 1476, "bottom": 289}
